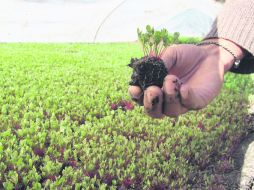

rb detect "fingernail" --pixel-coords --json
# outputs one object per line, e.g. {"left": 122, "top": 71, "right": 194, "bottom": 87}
{"left": 152, "top": 96, "right": 159, "bottom": 106}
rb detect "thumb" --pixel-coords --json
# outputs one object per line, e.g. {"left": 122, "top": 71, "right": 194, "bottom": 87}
{"left": 160, "top": 47, "right": 177, "bottom": 72}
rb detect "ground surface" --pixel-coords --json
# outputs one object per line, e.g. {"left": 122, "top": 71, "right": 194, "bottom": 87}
{"left": 0, "top": 43, "right": 253, "bottom": 189}
{"left": 0, "top": 0, "right": 222, "bottom": 42}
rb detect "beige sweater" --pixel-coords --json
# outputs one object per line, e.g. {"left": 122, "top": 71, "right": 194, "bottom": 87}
{"left": 205, "top": 0, "right": 254, "bottom": 73}
{"left": 206, "top": 0, "right": 254, "bottom": 54}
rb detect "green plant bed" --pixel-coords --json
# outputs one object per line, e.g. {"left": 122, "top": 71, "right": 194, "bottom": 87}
{"left": 0, "top": 43, "right": 253, "bottom": 189}
{"left": 178, "top": 36, "right": 201, "bottom": 44}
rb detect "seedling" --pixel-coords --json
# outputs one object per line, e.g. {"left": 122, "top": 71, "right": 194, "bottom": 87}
{"left": 128, "top": 25, "right": 179, "bottom": 90}
{"left": 110, "top": 100, "right": 134, "bottom": 111}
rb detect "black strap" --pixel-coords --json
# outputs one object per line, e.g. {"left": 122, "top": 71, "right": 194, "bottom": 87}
{"left": 230, "top": 55, "right": 254, "bottom": 74}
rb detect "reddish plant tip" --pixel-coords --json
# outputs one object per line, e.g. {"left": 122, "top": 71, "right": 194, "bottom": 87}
{"left": 59, "top": 147, "right": 65, "bottom": 155}
{"left": 216, "top": 160, "right": 233, "bottom": 173}
{"left": 69, "top": 160, "right": 77, "bottom": 167}
{"left": 84, "top": 170, "right": 98, "bottom": 178}
{"left": 47, "top": 175, "right": 57, "bottom": 181}
{"left": 110, "top": 101, "right": 134, "bottom": 111}
{"left": 18, "top": 174, "right": 23, "bottom": 183}
{"left": 110, "top": 103, "right": 118, "bottom": 110}
{"left": 220, "top": 131, "right": 227, "bottom": 141}
{"left": 151, "top": 183, "right": 166, "bottom": 190}
{"left": 33, "top": 147, "right": 45, "bottom": 157}
{"left": 197, "top": 122, "right": 204, "bottom": 131}
{"left": 124, "top": 102, "right": 134, "bottom": 110}
{"left": 118, "top": 100, "right": 126, "bottom": 107}
{"left": 6, "top": 164, "right": 15, "bottom": 171}
{"left": 14, "top": 123, "right": 21, "bottom": 130}
{"left": 122, "top": 177, "right": 134, "bottom": 188}
{"left": 102, "top": 174, "right": 115, "bottom": 185}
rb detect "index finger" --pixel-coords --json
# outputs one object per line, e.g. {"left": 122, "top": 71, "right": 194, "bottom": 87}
{"left": 128, "top": 85, "right": 144, "bottom": 106}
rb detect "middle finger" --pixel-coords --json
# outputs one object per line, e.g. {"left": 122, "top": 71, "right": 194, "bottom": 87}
{"left": 143, "top": 86, "right": 164, "bottom": 118}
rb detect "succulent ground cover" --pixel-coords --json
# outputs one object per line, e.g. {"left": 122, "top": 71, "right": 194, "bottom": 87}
{"left": 0, "top": 43, "right": 253, "bottom": 189}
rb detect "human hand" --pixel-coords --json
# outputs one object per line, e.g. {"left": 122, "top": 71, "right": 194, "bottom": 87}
{"left": 128, "top": 38, "right": 244, "bottom": 118}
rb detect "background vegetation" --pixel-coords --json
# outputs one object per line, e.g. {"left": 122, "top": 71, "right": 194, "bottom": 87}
{"left": 0, "top": 42, "right": 253, "bottom": 189}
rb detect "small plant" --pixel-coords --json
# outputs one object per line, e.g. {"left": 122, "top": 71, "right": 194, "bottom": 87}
{"left": 128, "top": 25, "right": 179, "bottom": 90}
{"left": 110, "top": 100, "right": 134, "bottom": 111}
{"left": 137, "top": 25, "right": 171, "bottom": 57}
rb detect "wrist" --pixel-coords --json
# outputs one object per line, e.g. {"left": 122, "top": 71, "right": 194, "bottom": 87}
{"left": 201, "top": 38, "right": 245, "bottom": 72}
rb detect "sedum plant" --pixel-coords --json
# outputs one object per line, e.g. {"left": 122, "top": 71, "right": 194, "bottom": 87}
{"left": 0, "top": 43, "right": 252, "bottom": 189}
{"left": 128, "top": 25, "right": 180, "bottom": 90}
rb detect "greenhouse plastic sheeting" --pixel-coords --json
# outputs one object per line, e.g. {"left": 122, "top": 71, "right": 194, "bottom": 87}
{"left": 0, "top": 0, "right": 223, "bottom": 42}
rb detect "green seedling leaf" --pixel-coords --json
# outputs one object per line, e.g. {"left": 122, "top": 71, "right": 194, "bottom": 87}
{"left": 137, "top": 25, "right": 179, "bottom": 57}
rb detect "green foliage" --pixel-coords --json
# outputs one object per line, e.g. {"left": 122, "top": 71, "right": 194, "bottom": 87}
{"left": 0, "top": 43, "right": 253, "bottom": 189}
{"left": 178, "top": 36, "right": 201, "bottom": 44}
{"left": 137, "top": 25, "right": 180, "bottom": 57}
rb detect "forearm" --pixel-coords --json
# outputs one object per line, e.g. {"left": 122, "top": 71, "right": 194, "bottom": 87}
{"left": 205, "top": 0, "right": 254, "bottom": 55}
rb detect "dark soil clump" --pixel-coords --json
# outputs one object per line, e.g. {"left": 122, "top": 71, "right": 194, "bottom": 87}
{"left": 128, "top": 56, "right": 168, "bottom": 90}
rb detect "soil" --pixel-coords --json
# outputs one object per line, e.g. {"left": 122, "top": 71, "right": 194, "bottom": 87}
{"left": 128, "top": 56, "right": 168, "bottom": 90}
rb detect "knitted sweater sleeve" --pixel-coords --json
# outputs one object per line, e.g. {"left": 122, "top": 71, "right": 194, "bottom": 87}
{"left": 205, "top": 0, "right": 254, "bottom": 74}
